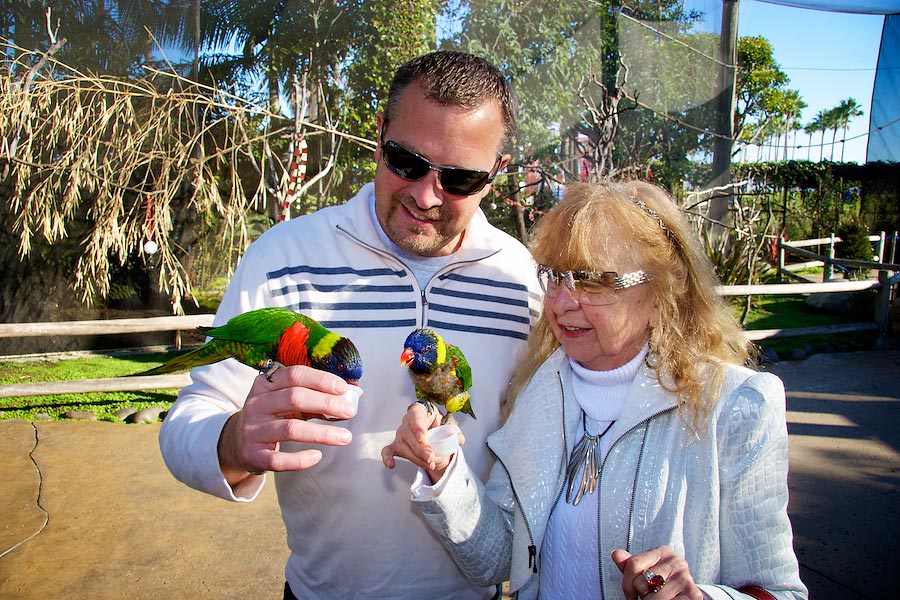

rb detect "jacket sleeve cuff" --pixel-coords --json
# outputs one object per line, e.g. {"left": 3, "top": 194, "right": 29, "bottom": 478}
{"left": 160, "top": 408, "right": 265, "bottom": 502}
{"left": 410, "top": 450, "right": 461, "bottom": 500}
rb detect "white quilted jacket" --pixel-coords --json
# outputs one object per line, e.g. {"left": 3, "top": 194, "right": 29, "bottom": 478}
{"left": 415, "top": 349, "right": 808, "bottom": 600}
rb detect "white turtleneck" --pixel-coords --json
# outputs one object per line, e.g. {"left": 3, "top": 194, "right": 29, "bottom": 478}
{"left": 538, "top": 344, "right": 649, "bottom": 599}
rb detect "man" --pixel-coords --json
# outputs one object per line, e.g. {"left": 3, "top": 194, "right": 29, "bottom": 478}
{"left": 159, "top": 51, "right": 541, "bottom": 599}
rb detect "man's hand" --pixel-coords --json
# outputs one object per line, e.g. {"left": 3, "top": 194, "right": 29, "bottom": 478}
{"left": 218, "top": 365, "right": 357, "bottom": 487}
{"left": 381, "top": 402, "right": 465, "bottom": 483}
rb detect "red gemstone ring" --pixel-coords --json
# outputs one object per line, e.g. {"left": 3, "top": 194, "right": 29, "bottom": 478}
{"left": 643, "top": 568, "right": 666, "bottom": 594}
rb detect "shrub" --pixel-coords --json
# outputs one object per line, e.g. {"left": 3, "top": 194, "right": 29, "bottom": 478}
{"left": 836, "top": 222, "right": 873, "bottom": 279}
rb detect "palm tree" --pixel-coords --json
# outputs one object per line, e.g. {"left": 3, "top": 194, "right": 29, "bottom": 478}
{"left": 825, "top": 106, "right": 843, "bottom": 161}
{"left": 809, "top": 110, "right": 830, "bottom": 161}
{"left": 781, "top": 90, "right": 807, "bottom": 161}
{"left": 803, "top": 119, "right": 820, "bottom": 161}
{"left": 835, "top": 97, "right": 864, "bottom": 162}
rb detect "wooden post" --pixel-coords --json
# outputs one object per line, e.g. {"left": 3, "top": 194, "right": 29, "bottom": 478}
{"left": 891, "top": 231, "right": 897, "bottom": 266}
{"left": 778, "top": 236, "right": 786, "bottom": 283}
{"left": 824, "top": 233, "right": 835, "bottom": 282}
{"left": 893, "top": 232, "right": 899, "bottom": 303}
{"left": 877, "top": 231, "right": 886, "bottom": 263}
{"left": 876, "top": 269, "right": 891, "bottom": 347}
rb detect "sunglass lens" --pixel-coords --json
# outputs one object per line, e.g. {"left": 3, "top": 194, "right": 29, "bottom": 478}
{"left": 441, "top": 169, "right": 490, "bottom": 195}
{"left": 384, "top": 142, "right": 428, "bottom": 180}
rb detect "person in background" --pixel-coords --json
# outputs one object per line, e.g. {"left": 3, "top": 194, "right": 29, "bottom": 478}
{"left": 382, "top": 180, "right": 808, "bottom": 600}
{"left": 159, "top": 51, "right": 541, "bottom": 600}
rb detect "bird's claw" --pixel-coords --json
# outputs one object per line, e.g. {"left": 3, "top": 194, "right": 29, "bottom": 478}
{"left": 260, "top": 359, "right": 285, "bottom": 382}
{"left": 415, "top": 399, "right": 436, "bottom": 415}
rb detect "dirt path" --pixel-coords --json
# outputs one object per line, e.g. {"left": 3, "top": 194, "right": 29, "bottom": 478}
{"left": 0, "top": 420, "right": 287, "bottom": 598}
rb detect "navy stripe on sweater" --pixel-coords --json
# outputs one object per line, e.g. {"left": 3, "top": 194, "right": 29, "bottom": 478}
{"left": 267, "top": 263, "right": 533, "bottom": 339}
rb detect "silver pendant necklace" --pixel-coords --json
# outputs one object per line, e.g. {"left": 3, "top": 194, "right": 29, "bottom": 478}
{"left": 565, "top": 412, "right": 615, "bottom": 506}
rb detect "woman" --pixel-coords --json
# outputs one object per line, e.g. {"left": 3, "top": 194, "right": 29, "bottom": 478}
{"left": 382, "top": 181, "right": 807, "bottom": 600}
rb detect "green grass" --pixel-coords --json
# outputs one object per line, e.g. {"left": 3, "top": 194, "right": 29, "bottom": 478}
{"left": 0, "top": 351, "right": 182, "bottom": 421}
{"left": 737, "top": 295, "right": 840, "bottom": 330}
{"left": 734, "top": 295, "right": 877, "bottom": 357}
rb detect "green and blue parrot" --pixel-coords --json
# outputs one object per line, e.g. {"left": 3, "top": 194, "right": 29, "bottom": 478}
{"left": 139, "top": 307, "right": 363, "bottom": 383}
{"left": 400, "top": 328, "right": 474, "bottom": 424}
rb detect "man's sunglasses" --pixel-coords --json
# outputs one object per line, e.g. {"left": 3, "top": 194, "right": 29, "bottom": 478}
{"left": 380, "top": 135, "right": 502, "bottom": 196}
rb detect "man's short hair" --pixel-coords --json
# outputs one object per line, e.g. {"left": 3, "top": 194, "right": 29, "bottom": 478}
{"left": 385, "top": 50, "right": 518, "bottom": 148}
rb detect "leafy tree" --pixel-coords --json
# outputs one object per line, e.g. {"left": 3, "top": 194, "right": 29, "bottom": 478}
{"left": 445, "top": 0, "right": 715, "bottom": 215}
{"left": 195, "top": 0, "right": 437, "bottom": 213}
{"left": 734, "top": 36, "right": 794, "bottom": 156}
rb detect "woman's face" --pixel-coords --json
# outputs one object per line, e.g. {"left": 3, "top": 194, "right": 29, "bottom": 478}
{"left": 544, "top": 233, "right": 656, "bottom": 372}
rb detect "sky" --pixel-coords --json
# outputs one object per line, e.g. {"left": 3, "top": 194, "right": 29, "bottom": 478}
{"left": 736, "top": 0, "right": 885, "bottom": 163}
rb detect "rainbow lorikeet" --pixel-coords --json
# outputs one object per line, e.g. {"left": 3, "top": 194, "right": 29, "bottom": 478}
{"left": 400, "top": 328, "right": 474, "bottom": 424}
{"left": 139, "top": 307, "right": 362, "bottom": 383}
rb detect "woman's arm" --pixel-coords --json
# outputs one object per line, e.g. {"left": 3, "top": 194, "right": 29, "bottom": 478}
{"left": 413, "top": 448, "right": 517, "bottom": 587}
{"left": 711, "top": 372, "right": 808, "bottom": 600}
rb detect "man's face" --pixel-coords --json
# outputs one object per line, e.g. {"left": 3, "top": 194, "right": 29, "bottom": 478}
{"left": 373, "top": 83, "right": 509, "bottom": 257}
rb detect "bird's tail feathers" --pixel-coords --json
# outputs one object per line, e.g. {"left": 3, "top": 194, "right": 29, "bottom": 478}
{"left": 459, "top": 398, "right": 476, "bottom": 419}
{"left": 136, "top": 346, "right": 232, "bottom": 376}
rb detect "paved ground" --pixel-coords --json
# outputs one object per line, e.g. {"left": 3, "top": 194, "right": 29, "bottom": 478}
{"left": 765, "top": 350, "right": 900, "bottom": 599}
{"left": 1, "top": 349, "right": 898, "bottom": 599}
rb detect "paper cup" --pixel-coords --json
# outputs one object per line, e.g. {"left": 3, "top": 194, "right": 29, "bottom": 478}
{"left": 426, "top": 424, "right": 460, "bottom": 458}
{"left": 325, "top": 385, "right": 362, "bottom": 420}
{"left": 342, "top": 385, "right": 362, "bottom": 416}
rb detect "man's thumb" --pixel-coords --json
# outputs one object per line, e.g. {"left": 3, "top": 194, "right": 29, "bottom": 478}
{"left": 611, "top": 549, "right": 632, "bottom": 573}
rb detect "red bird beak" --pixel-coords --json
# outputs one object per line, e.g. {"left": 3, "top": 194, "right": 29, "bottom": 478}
{"left": 400, "top": 347, "right": 415, "bottom": 366}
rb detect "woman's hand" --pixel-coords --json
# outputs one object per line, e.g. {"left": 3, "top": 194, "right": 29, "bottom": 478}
{"left": 380, "top": 403, "right": 464, "bottom": 483}
{"left": 612, "top": 546, "right": 704, "bottom": 600}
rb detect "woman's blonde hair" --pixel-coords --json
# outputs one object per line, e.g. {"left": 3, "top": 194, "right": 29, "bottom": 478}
{"left": 507, "top": 180, "right": 752, "bottom": 429}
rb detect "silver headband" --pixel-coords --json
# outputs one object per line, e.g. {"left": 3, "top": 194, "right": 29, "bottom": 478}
{"left": 626, "top": 194, "right": 671, "bottom": 238}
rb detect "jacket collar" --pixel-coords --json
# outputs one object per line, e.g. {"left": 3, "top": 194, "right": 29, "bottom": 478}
{"left": 486, "top": 349, "right": 680, "bottom": 555}
{"left": 337, "top": 182, "right": 501, "bottom": 263}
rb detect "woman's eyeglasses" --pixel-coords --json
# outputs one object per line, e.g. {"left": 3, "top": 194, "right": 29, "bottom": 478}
{"left": 380, "top": 135, "right": 502, "bottom": 196}
{"left": 537, "top": 265, "right": 650, "bottom": 306}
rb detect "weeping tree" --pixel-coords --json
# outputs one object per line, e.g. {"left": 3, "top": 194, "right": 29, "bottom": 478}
{"left": 2, "top": 40, "right": 301, "bottom": 317}
{"left": 0, "top": 1, "right": 436, "bottom": 325}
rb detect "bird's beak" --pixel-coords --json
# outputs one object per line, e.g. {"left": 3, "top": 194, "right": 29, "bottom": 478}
{"left": 400, "top": 347, "right": 415, "bottom": 366}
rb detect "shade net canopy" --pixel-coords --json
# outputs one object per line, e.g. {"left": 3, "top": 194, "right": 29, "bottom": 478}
{"left": 757, "top": 1, "right": 899, "bottom": 163}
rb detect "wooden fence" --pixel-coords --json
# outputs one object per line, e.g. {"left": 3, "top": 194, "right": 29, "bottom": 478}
{"left": 777, "top": 231, "right": 896, "bottom": 283}
{"left": 2, "top": 241, "right": 899, "bottom": 398}
{"left": 0, "top": 315, "right": 213, "bottom": 399}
